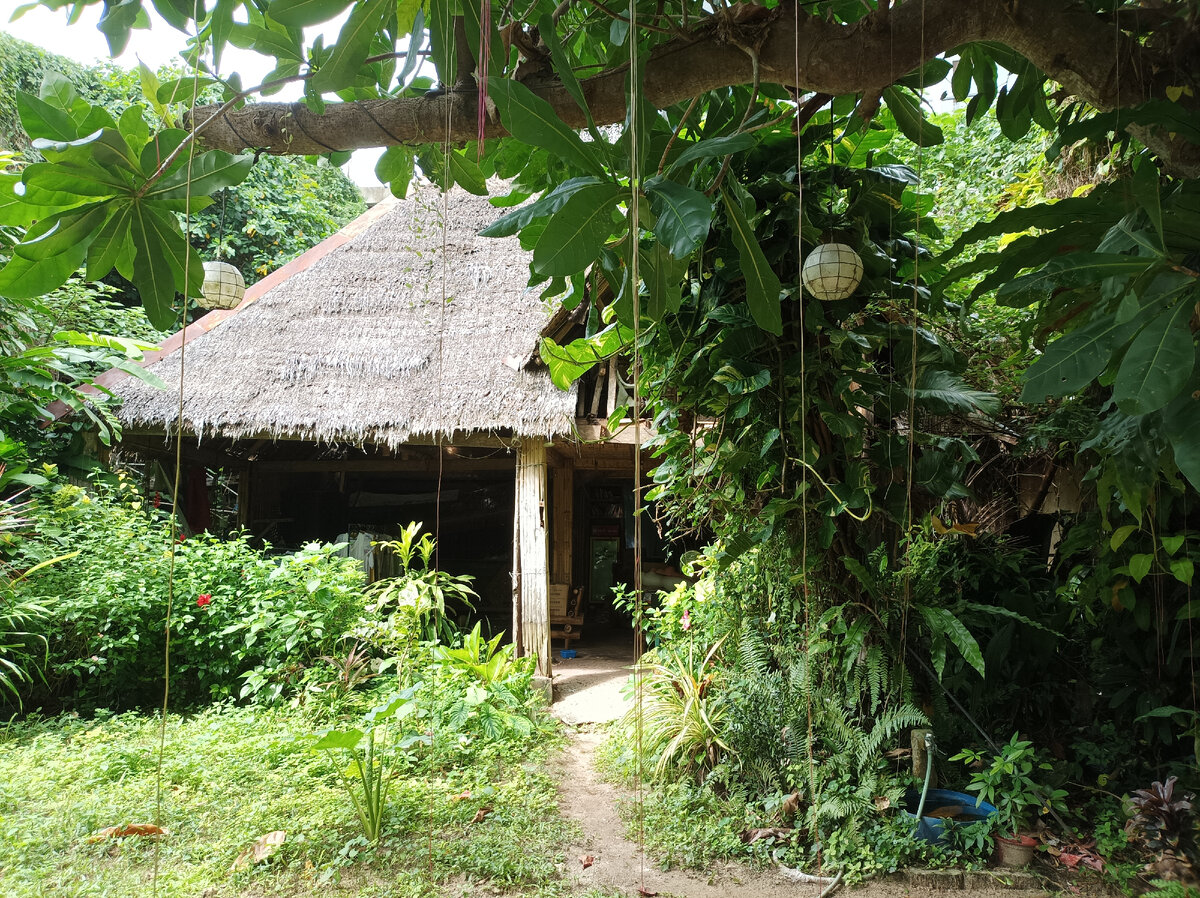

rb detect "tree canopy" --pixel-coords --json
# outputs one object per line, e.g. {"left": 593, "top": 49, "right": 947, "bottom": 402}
{"left": 2, "top": 0, "right": 1199, "bottom": 501}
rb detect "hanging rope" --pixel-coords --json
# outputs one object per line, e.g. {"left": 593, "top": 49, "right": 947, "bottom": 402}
{"left": 625, "top": 0, "right": 649, "bottom": 893}
{"left": 152, "top": 5, "right": 205, "bottom": 893}
{"left": 898, "top": 0, "right": 927, "bottom": 697}
{"left": 792, "top": 0, "right": 820, "bottom": 854}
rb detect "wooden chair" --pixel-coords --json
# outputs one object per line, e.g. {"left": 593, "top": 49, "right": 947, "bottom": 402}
{"left": 550, "top": 586, "right": 586, "bottom": 650}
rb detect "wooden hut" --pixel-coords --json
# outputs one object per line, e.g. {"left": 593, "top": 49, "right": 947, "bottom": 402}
{"left": 91, "top": 185, "right": 650, "bottom": 676}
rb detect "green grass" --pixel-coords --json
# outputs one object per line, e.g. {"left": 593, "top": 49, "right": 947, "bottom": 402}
{"left": 0, "top": 704, "right": 590, "bottom": 897}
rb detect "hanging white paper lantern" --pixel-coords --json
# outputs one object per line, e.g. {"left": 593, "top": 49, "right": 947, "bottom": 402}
{"left": 199, "top": 261, "right": 246, "bottom": 310}
{"left": 801, "top": 242, "right": 863, "bottom": 301}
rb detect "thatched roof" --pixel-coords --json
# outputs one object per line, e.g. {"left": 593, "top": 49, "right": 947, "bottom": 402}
{"left": 112, "top": 185, "right": 576, "bottom": 448}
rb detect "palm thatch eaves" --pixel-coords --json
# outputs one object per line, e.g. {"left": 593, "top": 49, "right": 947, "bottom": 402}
{"left": 112, "top": 186, "right": 576, "bottom": 448}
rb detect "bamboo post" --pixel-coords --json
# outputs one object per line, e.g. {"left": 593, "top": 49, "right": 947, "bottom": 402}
{"left": 511, "top": 466, "right": 523, "bottom": 656}
{"left": 515, "top": 437, "right": 551, "bottom": 677}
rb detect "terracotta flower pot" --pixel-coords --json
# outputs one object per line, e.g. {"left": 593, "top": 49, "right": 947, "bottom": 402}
{"left": 995, "top": 833, "right": 1037, "bottom": 868}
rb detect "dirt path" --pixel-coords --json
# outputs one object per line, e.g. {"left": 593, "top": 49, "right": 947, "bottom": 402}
{"left": 548, "top": 641, "right": 1055, "bottom": 898}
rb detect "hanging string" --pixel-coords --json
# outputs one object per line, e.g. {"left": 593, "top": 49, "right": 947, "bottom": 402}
{"left": 152, "top": 5, "right": 205, "bottom": 893}
{"left": 427, "top": 0, "right": 458, "bottom": 879}
{"left": 793, "top": 0, "right": 820, "bottom": 856}
{"left": 626, "top": 0, "right": 648, "bottom": 893}
{"left": 898, "top": 0, "right": 926, "bottom": 696}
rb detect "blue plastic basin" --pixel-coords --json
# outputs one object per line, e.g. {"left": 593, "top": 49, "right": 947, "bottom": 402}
{"left": 560, "top": 649, "right": 577, "bottom": 660}
{"left": 903, "top": 788, "right": 996, "bottom": 843}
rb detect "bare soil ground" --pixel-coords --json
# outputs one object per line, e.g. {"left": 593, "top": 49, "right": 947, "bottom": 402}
{"left": 548, "top": 638, "right": 1059, "bottom": 898}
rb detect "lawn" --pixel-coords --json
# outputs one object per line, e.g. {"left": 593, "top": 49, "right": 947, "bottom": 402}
{"left": 0, "top": 704, "right": 597, "bottom": 898}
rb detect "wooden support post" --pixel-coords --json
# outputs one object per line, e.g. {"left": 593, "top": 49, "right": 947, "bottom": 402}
{"left": 911, "top": 727, "right": 936, "bottom": 787}
{"left": 551, "top": 457, "right": 574, "bottom": 585}
{"left": 515, "top": 438, "right": 551, "bottom": 677}
{"left": 511, "top": 471, "right": 522, "bottom": 655}
{"left": 236, "top": 467, "right": 250, "bottom": 530}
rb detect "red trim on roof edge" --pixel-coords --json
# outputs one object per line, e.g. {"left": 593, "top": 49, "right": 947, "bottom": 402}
{"left": 48, "top": 196, "right": 400, "bottom": 422}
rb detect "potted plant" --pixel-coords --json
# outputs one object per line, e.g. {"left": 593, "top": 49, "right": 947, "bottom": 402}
{"left": 950, "top": 733, "right": 1068, "bottom": 867}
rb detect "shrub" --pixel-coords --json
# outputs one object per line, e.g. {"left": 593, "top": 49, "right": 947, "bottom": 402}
{"left": 8, "top": 475, "right": 367, "bottom": 708}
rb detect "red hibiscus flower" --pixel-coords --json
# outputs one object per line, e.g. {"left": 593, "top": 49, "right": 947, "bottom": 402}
{"left": 196, "top": 594, "right": 212, "bottom": 607}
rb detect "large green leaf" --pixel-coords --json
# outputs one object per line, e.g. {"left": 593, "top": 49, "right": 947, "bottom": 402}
{"left": 918, "top": 606, "right": 985, "bottom": 678}
{"left": 721, "top": 190, "right": 781, "bottom": 335}
{"left": 310, "top": 0, "right": 390, "bottom": 94}
{"left": 144, "top": 150, "right": 254, "bottom": 199}
{"left": 312, "top": 727, "right": 364, "bottom": 751}
{"left": 1132, "top": 158, "right": 1165, "bottom": 249}
{"left": 1165, "top": 393, "right": 1200, "bottom": 492}
{"left": 644, "top": 177, "right": 711, "bottom": 259}
{"left": 375, "top": 146, "right": 415, "bottom": 198}
{"left": 479, "top": 177, "right": 607, "bottom": 238}
{"left": 639, "top": 241, "right": 689, "bottom": 321}
{"left": 882, "top": 86, "right": 944, "bottom": 147}
{"left": 1021, "top": 302, "right": 1157, "bottom": 403}
{"left": 487, "top": 79, "right": 607, "bottom": 178}
{"left": 912, "top": 369, "right": 999, "bottom": 417}
{"left": 86, "top": 203, "right": 133, "bottom": 281}
{"left": 0, "top": 204, "right": 109, "bottom": 298}
{"left": 996, "top": 253, "right": 1156, "bottom": 308}
{"left": 941, "top": 185, "right": 1125, "bottom": 259}
{"left": 536, "top": 12, "right": 607, "bottom": 154}
{"left": 447, "top": 151, "right": 487, "bottom": 196}
{"left": 268, "top": 0, "right": 353, "bottom": 28}
{"left": 539, "top": 323, "right": 633, "bottom": 390}
{"left": 713, "top": 360, "right": 770, "bottom": 395}
{"left": 531, "top": 182, "right": 622, "bottom": 276}
{"left": 667, "top": 133, "right": 757, "bottom": 172}
{"left": 22, "top": 161, "right": 130, "bottom": 199}
{"left": 16, "top": 90, "right": 79, "bottom": 142}
{"left": 130, "top": 201, "right": 180, "bottom": 330}
{"left": 1113, "top": 295, "right": 1196, "bottom": 415}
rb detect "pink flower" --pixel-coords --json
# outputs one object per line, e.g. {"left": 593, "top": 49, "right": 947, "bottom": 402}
{"left": 681, "top": 609, "right": 692, "bottom": 631}
{"left": 196, "top": 594, "right": 212, "bottom": 608}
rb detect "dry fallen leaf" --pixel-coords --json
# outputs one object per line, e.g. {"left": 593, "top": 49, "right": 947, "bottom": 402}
{"left": 87, "top": 823, "right": 167, "bottom": 843}
{"left": 874, "top": 795, "right": 891, "bottom": 812}
{"left": 471, "top": 805, "right": 493, "bottom": 824}
{"left": 449, "top": 790, "right": 472, "bottom": 802}
{"left": 580, "top": 854, "right": 594, "bottom": 869}
{"left": 230, "top": 830, "right": 286, "bottom": 871}
{"left": 637, "top": 888, "right": 658, "bottom": 897}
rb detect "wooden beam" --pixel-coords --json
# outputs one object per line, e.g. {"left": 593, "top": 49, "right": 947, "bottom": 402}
{"left": 252, "top": 457, "right": 513, "bottom": 474}
{"left": 571, "top": 421, "right": 657, "bottom": 444}
{"left": 515, "top": 437, "right": 551, "bottom": 677}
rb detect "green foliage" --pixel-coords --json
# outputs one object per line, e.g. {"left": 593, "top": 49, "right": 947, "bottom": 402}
{"left": 622, "top": 639, "right": 730, "bottom": 779}
{"left": 357, "top": 522, "right": 478, "bottom": 651}
{"left": 949, "top": 733, "right": 1069, "bottom": 835}
{"left": 312, "top": 688, "right": 430, "bottom": 842}
{"left": 7, "top": 474, "right": 367, "bottom": 708}
{"left": 0, "top": 33, "right": 94, "bottom": 156}
{"left": 0, "top": 72, "right": 252, "bottom": 329}
{"left": 433, "top": 621, "right": 524, "bottom": 686}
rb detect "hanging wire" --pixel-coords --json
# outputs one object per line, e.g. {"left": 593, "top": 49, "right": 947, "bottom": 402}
{"left": 152, "top": 4, "right": 205, "bottom": 893}
{"left": 426, "top": 0, "right": 459, "bottom": 879}
{"left": 898, "top": 0, "right": 927, "bottom": 696}
{"left": 626, "top": 0, "right": 648, "bottom": 892}
{"left": 792, "top": 0, "right": 821, "bottom": 861}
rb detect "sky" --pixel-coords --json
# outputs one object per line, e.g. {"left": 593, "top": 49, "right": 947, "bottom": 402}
{"left": 0, "top": 3, "right": 385, "bottom": 185}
